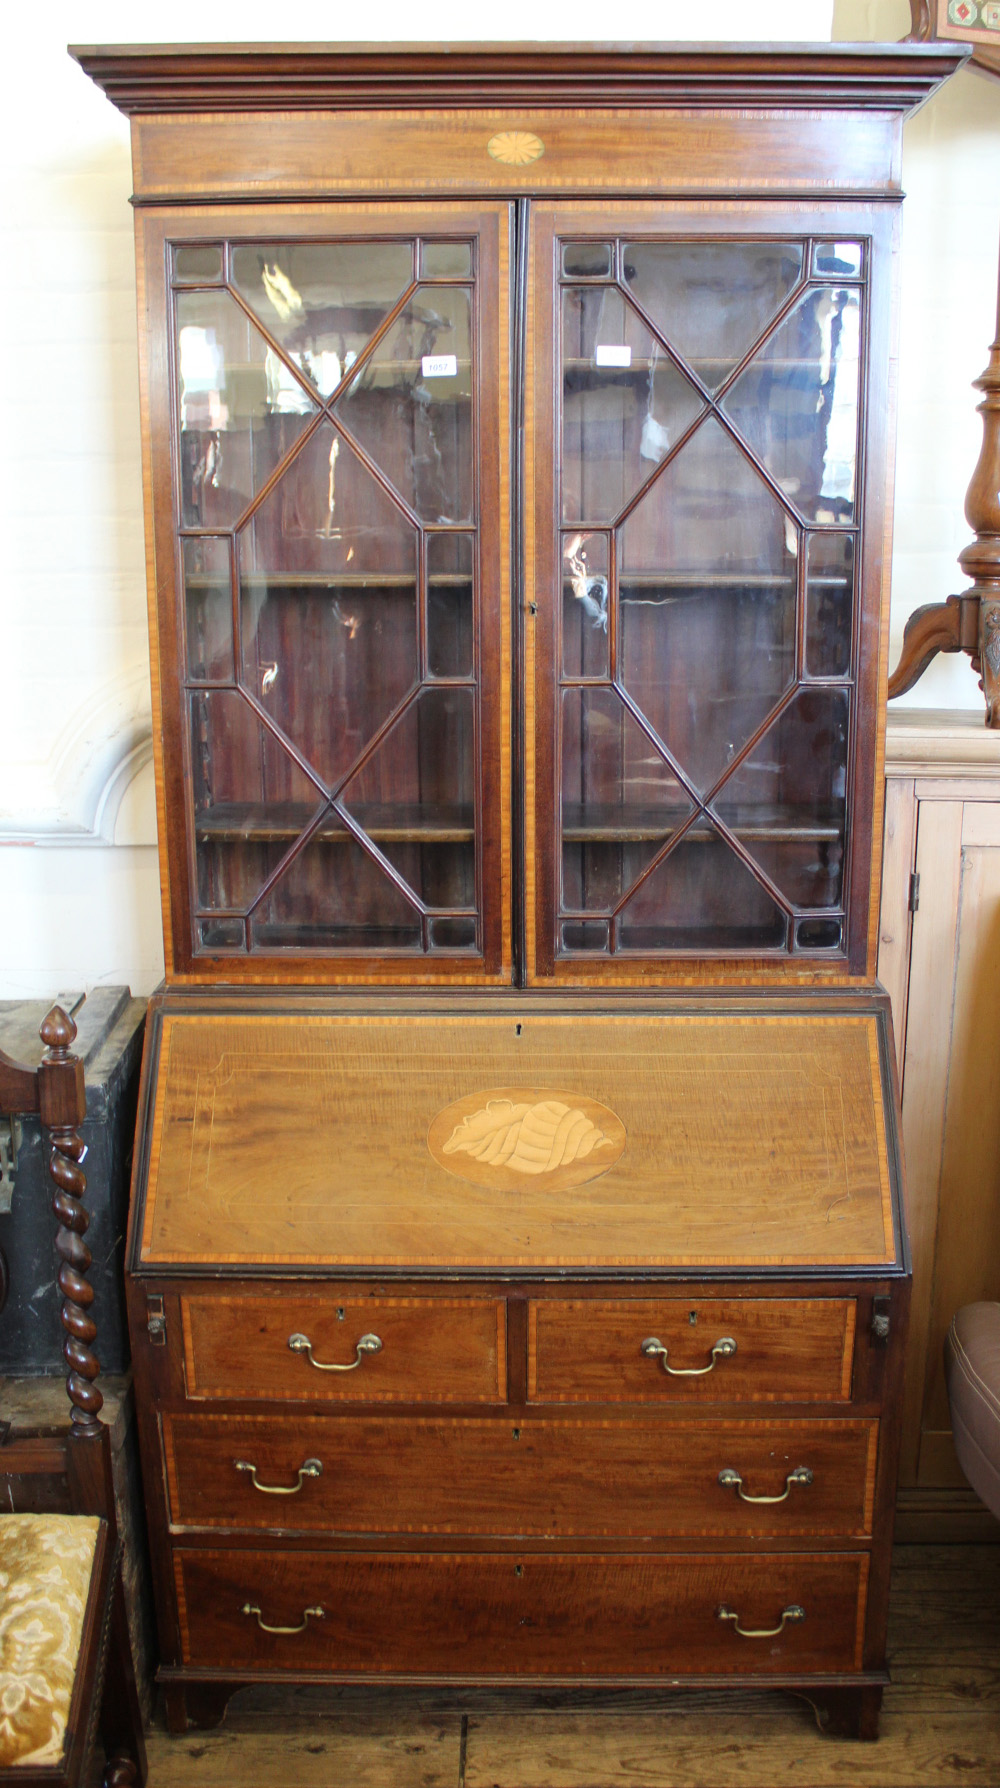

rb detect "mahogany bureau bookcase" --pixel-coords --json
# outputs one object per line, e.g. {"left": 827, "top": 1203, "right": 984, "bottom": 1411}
{"left": 74, "top": 41, "right": 963, "bottom": 1740}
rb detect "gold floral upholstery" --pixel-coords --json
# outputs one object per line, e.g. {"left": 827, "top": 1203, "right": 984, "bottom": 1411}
{"left": 0, "top": 1513, "right": 100, "bottom": 1767}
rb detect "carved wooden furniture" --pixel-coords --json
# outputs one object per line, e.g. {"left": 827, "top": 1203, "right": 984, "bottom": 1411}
{"left": 0, "top": 1007, "right": 147, "bottom": 1787}
{"left": 888, "top": 245, "right": 1000, "bottom": 721}
{"left": 73, "top": 40, "right": 963, "bottom": 1742}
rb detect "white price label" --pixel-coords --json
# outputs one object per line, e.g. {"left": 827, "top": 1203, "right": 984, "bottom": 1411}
{"left": 422, "top": 354, "right": 458, "bottom": 378}
{"left": 595, "top": 345, "right": 632, "bottom": 368}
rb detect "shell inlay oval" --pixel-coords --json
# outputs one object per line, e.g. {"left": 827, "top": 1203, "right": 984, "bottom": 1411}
{"left": 487, "top": 130, "right": 545, "bottom": 167}
{"left": 428, "top": 1088, "right": 626, "bottom": 1191}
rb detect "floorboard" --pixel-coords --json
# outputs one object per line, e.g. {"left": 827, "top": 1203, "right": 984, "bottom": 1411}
{"left": 142, "top": 1544, "right": 1000, "bottom": 1787}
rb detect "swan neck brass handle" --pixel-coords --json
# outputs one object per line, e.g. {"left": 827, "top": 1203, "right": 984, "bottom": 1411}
{"left": 234, "top": 1456, "right": 323, "bottom": 1495}
{"left": 718, "top": 1465, "right": 813, "bottom": 1504}
{"left": 242, "top": 1602, "right": 325, "bottom": 1635}
{"left": 288, "top": 1332, "right": 382, "bottom": 1372}
{"left": 717, "top": 1603, "right": 805, "bottom": 1639}
{"left": 641, "top": 1335, "right": 737, "bottom": 1376}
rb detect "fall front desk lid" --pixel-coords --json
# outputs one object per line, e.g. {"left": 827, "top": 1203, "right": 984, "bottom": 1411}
{"left": 138, "top": 1010, "right": 898, "bottom": 1271}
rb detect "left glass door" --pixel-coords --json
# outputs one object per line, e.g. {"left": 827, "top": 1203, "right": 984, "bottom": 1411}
{"left": 142, "top": 205, "right": 512, "bottom": 982}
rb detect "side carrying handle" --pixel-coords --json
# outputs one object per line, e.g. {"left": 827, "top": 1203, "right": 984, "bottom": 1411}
{"left": 718, "top": 1465, "right": 813, "bottom": 1505}
{"left": 242, "top": 1602, "right": 325, "bottom": 1636}
{"left": 717, "top": 1603, "right": 805, "bottom": 1639}
{"left": 288, "top": 1332, "right": 382, "bottom": 1372}
{"left": 235, "top": 1457, "right": 323, "bottom": 1495}
{"left": 641, "top": 1335, "right": 737, "bottom": 1377}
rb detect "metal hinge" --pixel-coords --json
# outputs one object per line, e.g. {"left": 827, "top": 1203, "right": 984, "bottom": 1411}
{"left": 0, "top": 1119, "right": 22, "bottom": 1216}
{"left": 146, "top": 1294, "right": 167, "bottom": 1345}
{"left": 908, "top": 872, "right": 921, "bottom": 914}
{"left": 871, "top": 1296, "right": 891, "bottom": 1345}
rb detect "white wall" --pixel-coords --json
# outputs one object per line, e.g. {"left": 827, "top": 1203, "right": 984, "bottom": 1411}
{"left": 1, "top": 0, "right": 995, "bottom": 997}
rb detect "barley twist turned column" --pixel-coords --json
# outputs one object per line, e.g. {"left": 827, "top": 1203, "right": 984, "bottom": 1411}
{"left": 38, "top": 1005, "right": 102, "bottom": 1435}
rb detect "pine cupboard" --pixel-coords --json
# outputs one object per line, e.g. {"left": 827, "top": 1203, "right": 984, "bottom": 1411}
{"left": 74, "top": 40, "right": 962, "bottom": 1739}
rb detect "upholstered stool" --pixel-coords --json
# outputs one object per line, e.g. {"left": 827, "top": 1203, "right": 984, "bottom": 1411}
{"left": 0, "top": 1514, "right": 103, "bottom": 1768}
{"left": 944, "top": 1303, "right": 1000, "bottom": 1519}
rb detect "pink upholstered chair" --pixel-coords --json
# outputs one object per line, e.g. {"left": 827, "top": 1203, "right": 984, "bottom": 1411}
{"left": 944, "top": 1305, "right": 1000, "bottom": 1521}
{"left": 0, "top": 1006, "right": 146, "bottom": 1786}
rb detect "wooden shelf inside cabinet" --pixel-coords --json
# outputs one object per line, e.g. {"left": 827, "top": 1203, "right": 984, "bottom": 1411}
{"left": 194, "top": 802, "right": 475, "bottom": 844}
{"left": 561, "top": 803, "right": 844, "bottom": 844}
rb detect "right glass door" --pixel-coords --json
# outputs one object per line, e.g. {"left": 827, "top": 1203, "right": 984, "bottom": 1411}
{"left": 528, "top": 204, "right": 883, "bottom": 983}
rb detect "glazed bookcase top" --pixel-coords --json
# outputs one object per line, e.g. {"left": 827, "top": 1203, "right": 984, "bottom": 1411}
{"left": 71, "top": 41, "right": 966, "bottom": 116}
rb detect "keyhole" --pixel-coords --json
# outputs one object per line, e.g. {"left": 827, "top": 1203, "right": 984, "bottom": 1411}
{"left": 512, "top": 1427, "right": 521, "bottom": 1441}
{"left": 689, "top": 1310, "right": 698, "bottom": 1326}
{"left": 514, "top": 1564, "right": 523, "bottom": 1577}
{"left": 515, "top": 1023, "right": 523, "bottom": 1036}
{"left": 337, "top": 1308, "right": 345, "bottom": 1321}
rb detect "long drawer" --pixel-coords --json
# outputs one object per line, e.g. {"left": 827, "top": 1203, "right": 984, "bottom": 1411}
{"left": 173, "top": 1547, "right": 869, "bottom": 1676}
{"left": 163, "top": 1413, "right": 879, "bottom": 1539}
{"left": 180, "top": 1294, "right": 506, "bottom": 1403}
{"left": 529, "top": 1298, "right": 857, "bottom": 1403}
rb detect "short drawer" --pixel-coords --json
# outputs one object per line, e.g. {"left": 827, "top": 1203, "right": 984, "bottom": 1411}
{"left": 174, "top": 1546, "right": 869, "bottom": 1677}
{"left": 180, "top": 1294, "right": 506, "bottom": 1403}
{"left": 163, "top": 1413, "right": 879, "bottom": 1539}
{"left": 529, "top": 1298, "right": 856, "bottom": 1403}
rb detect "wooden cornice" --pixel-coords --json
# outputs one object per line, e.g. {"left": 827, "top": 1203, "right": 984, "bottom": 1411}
{"left": 70, "top": 41, "right": 968, "bottom": 117}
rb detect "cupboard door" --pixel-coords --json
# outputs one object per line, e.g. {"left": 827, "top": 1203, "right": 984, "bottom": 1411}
{"left": 141, "top": 204, "right": 512, "bottom": 982}
{"left": 527, "top": 203, "right": 891, "bottom": 984}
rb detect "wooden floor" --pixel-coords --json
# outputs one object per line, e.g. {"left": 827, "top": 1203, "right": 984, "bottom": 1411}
{"left": 141, "top": 1545, "right": 1000, "bottom": 1787}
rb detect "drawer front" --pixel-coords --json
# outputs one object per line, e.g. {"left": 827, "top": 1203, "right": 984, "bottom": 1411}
{"left": 164, "top": 1414, "right": 878, "bottom": 1539}
{"left": 174, "top": 1547, "right": 869, "bottom": 1676}
{"left": 529, "top": 1298, "right": 856, "bottom": 1403}
{"left": 181, "top": 1295, "right": 506, "bottom": 1403}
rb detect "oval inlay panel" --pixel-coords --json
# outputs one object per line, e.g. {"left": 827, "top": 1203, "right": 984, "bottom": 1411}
{"left": 428, "top": 1087, "right": 626, "bottom": 1191}
{"left": 486, "top": 130, "right": 545, "bottom": 167}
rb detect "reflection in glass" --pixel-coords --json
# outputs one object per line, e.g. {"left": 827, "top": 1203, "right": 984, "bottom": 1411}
{"left": 183, "top": 536, "right": 233, "bottom": 681}
{"left": 621, "top": 241, "right": 804, "bottom": 388}
{"left": 231, "top": 241, "right": 413, "bottom": 400}
{"left": 420, "top": 242, "right": 473, "bottom": 278}
{"left": 175, "top": 290, "right": 318, "bottom": 528}
{"left": 713, "top": 688, "right": 850, "bottom": 909}
{"left": 173, "top": 243, "right": 225, "bottom": 283}
{"left": 428, "top": 916, "right": 477, "bottom": 950}
{"left": 190, "top": 688, "right": 326, "bottom": 914}
{"left": 814, "top": 242, "right": 863, "bottom": 278}
{"left": 197, "top": 917, "right": 245, "bottom": 949}
{"left": 806, "top": 533, "right": 854, "bottom": 678}
{"left": 723, "top": 286, "right": 861, "bottom": 523}
{"left": 250, "top": 820, "right": 422, "bottom": 951}
{"left": 561, "top": 687, "right": 690, "bottom": 914}
{"left": 619, "top": 416, "right": 797, "bottom": 795}
{"left": 562, "top": 532, "right": 609, "bottom": 679}
{"left": 796, "top": 917, "right": 843, "bottom": 950}
{"left": 341, "top": 688, "right": 476, "bottom": 914}
{"left": 561, "top": 921, "right": 610, "bottom": 951}
{"left": 427, "top": 533, "right": 474, "bottom": 679}
{"left": 616, "top": 822, "right": 787, "bottom": 952}
{"left": 337, "top": 285, "right": 473, "bottom": 523}
{"left": 562, "top": 242, "right": 613, "bottom": 278}
{"left": 561, "top": 285, "right": 704, "bottom": 522}
{"left": 237, "top": 426, "right": 418, "bottom": 792}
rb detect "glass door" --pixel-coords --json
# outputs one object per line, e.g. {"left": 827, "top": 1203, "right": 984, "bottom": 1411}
{"left": 144, "top": 205, "right": 511, "bottom": 980}
{"left": 527, "top": 204, "right": 881, "bottom": 982}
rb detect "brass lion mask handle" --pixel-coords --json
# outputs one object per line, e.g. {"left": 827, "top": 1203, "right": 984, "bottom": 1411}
{"left": 641, "top": 1335, "right": 737, "bottom": 1377}
{"left": 234, "top": 1456, "right": 323, "bottom": 1495}
{"left": 718, "top": 1465, "right": 813, "bottom": 1505}
{"left": 288, "top": 1332, "right": 382, "bottom": 1372}
{"left": 717, "top": 1603, "right": 805, "bottom": 1639}
{"left": 242, "top": 1602, "right": 325, "bottom": 1636}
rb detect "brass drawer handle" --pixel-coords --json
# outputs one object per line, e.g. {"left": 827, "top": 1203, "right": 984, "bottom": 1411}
{"left": 242, "top": 1601, "right": 325, "bottom": 1636}
{"left": 234, "top": 1456, "right": 323, "bottom": 1495}
{"left": 641, "top": 1335, "right": 737, "bottom": 1376}
{"left": 717, "top": 1603, "right": 805, "bottom": 1639}
{"left": 718, "top": 1465, "right": 813, "bottom": 1504}
{"left": 288, "top": 1332, "right": 382, "bottom": 1372}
